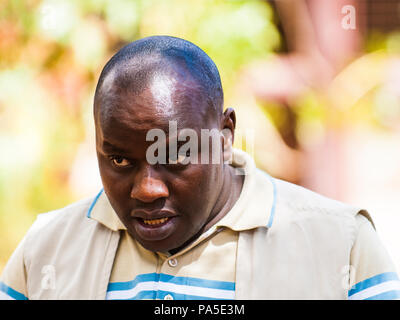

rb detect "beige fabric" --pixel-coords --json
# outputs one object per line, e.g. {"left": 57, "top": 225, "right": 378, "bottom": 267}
{"left": 1, "top": 149, "right": 398, "bottom": 300}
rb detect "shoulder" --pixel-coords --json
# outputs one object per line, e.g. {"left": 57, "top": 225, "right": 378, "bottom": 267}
{"left": 28, "top": 197, "right": 95, "bottom": 236}
{"left": 275, "top": 175, "right": 358, "bottom": 214}
{"left": 23, "top": 195, "right": 101, "bottom": 259}
{"left": 255, "top": 169, "right": 372, "bottom": 243}
{"left": 256, "top": 169, "right": 361, "bottom": 217}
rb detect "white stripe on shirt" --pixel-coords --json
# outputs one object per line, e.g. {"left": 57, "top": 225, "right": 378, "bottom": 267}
{"left": 106, "top": 281, "right": 158, "bottom": 300}
{"left": 0, "top": 291, "right": 14, "bottom": 300}
{"left": 349, "top": 280, "right": 400, "bottom": 300}
{"left": 106, "top": 279, "right": 235, "bottom": 300}
{"left": 157, "top": 281, "right": 235, "bottom": 299}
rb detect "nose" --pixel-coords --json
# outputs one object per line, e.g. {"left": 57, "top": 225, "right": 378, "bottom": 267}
{"left": 130, "top": 165, "right": 169, "bottom": 203}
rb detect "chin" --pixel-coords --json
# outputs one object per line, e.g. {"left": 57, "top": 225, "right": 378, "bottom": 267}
{"left": 127, "top": 231, "right": 176, "bottom": 253}
{"left": 141, "top": 241, "right": 177, "bottom": 254}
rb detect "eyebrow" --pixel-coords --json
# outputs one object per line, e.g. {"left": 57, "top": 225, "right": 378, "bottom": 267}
{"left": 100, "top": 130, "right": 199, "bottom": 154}
{"left": 101, "top": 140, "right": 128, "bottom": 154}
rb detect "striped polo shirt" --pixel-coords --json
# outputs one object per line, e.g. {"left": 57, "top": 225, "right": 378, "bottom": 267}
{"left": 86, "top": 180, "right": 400, "bottom": 300}
{"left": 86, "top": 169, "right": 272, "bottom": 300}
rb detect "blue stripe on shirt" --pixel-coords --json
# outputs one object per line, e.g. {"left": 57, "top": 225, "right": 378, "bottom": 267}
{"left": 107, "top": 272, "right": 235, "bottom": 292}
{"left": 86, "top": 189, "right": 104, "bottom": 218}
{"left": 107, "top": 273, "right": 159, "bottom": 291}
{"left": 348, "top": 272, "right": 399, "bottom": 297}
{"left": 0, "top": 282, "right": 28, "bottom": 300}
{"left": 158, "top": 273, "right": 235, "bottom": 291}
{"left": 258, "top": 170, "right": 277, "bottom": 228}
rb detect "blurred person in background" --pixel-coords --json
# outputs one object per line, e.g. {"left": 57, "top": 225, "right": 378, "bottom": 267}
{"left": 232, "top": 0, "right": 363, "bottom": 192}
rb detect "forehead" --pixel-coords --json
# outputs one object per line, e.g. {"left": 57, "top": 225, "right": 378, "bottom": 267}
{"left": 96, "top": 70, "right": 216, "bottom": 140}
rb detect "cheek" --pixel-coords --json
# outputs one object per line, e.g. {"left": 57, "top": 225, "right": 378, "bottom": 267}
{"left": 172, "top": 164, "right": 221, "bottom": 215}
{"left": 98, "top": 158, "right": 132, "bottom": 205}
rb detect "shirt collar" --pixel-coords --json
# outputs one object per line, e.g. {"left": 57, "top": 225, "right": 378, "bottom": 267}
{"left": 87, "top": 148, "right": 276, "bottom": 232}
{"left": 214, "top": 148, "right": 276, "bottom": 231}
{"left": 87, "top": 189, "right": 126, "bottom": 231}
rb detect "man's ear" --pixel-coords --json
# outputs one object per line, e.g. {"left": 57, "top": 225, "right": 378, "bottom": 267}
{"left": 221, "top": 108, "right": 236, "bottom": 163}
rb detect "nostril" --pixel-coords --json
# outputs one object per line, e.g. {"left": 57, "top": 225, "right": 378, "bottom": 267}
{"left": 130, "top": 177, "right": 169, "bottom": 203}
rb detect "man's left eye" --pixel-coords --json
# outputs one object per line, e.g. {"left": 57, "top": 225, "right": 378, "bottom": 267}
{"left": 110, "top": 156, "right": 131, "bottom": 167}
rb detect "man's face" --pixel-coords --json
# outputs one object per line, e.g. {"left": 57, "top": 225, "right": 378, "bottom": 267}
{"left": 95, "top": 72, "right": 226, "bottom": 253}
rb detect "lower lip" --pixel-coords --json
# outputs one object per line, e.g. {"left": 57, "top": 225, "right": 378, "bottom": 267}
{"left": 133, "top": 217, "right": 177, "bottom": 241}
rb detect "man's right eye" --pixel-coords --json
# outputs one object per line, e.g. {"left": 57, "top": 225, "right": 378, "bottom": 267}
{"left": 110, "top": 156, "right": 131, "bottom": 167}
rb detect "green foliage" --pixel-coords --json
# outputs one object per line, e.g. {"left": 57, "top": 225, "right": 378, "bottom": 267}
{"left": 0, "top": 0, "right": 280, "bottom": 271}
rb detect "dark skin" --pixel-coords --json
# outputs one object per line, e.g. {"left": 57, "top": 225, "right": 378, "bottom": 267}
{"left": 94, "top": 65, "right": 243, "bottom": 254}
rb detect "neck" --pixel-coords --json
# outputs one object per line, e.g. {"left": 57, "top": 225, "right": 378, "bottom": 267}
{"left": 168, "top": 164, "right": 244, "bottom": 256}
{"left": 203, "top": 164, "right": 244, "bottom": 232}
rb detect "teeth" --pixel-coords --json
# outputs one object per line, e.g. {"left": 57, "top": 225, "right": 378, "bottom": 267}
{"left": 143, "top": 217, "right": 169, "bottom": 225}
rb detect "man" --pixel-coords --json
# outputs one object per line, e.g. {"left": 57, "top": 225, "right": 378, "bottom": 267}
{"left": 1, "top": 36, "right": 399, "bottom": 300}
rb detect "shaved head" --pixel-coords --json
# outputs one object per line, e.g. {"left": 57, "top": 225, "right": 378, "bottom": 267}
{"left": 94, "top": 36, "right": 224, "bottom": 124}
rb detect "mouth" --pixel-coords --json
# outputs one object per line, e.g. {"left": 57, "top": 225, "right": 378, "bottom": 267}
{"left": 130, "top": 209, "right": 178, "bottom": 241}
{"left": 131, "top": 209, "right": 176, "bottom": 226}
{"left": 141, "top": 217, "right": 171, "bottom": 227}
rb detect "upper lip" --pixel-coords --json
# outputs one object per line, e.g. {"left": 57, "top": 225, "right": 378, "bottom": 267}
{"left": 130, "top": 209, "right": 177, "bottom": 220}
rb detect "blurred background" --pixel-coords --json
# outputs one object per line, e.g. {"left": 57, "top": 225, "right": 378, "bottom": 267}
{"left": 1, "top": 0, "right": 400, "bottom": 274}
